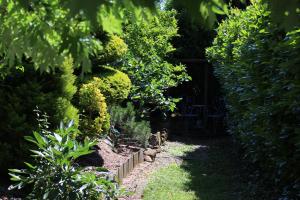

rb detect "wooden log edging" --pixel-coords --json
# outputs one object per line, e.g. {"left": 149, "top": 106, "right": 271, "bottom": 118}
{"left": 115, "top": 149, "right": 144, "bottom": 183}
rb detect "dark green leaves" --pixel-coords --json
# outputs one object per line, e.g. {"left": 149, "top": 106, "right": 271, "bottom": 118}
{"left": 206, "top": 1, "right": 300, "bottom": 198}
{"left": 263, "top": 0, "right": 300, "bottom": 31}
{"left": 8, "top": 120, "right": 118, "bottom": 199}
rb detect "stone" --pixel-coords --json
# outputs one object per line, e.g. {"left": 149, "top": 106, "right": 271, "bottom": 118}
{"left": 160, "top": 129, "right": 168, "bottom": 145}
{"left": 148, "top": 132, "right": 161, "bottom": 147}
{"left": 154, "top": 147, "right": 162, "bottom": 153}
{"left": 144, "top": 155, "right": 153, "bottom": 162}
{"left": 144, "top": 149, "right": 157, "bottom": 157}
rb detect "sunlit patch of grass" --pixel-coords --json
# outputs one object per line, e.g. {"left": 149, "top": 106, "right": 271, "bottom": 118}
{"left": 165, "top": 142, "right": 199, "bottom": 157}
{"left": 143, "top": 163, "right": 197, "bottom": 200}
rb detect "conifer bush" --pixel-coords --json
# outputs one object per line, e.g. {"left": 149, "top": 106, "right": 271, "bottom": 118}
{"left": 79, "top": 82, "right": 110, "bottom": 137}
{"left": 52, "top": 56, "right": 79, "bottom": 126}
{"left": 89, "top": 66, "right": 131, "bottom": 104}
{"left": 109, "top": 103, "right": 151, "bottom": 147}
{"left": 206, "top": 1, "right": 300, "bottom": 198}
{"left": 0, "top": 56, "right": 79, "bottom": 172}
{"left": 101, "top": 35, "right": 128, "bottom": 62}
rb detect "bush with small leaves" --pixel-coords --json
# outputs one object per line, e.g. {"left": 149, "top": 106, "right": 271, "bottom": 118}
{"left": 102, "top": 35, "right": 128, "bottom": 62}
{"left": 79, "top": 82, "right": 109, "bottom": 137}
{"left": 206, "top": 1, "right": 300, "bottom": 198}
{"left": 89, "top": 66, "right": 131, "bottom": 104}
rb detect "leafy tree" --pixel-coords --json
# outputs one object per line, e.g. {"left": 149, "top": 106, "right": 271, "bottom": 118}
{"left": 121, "top": 10, "right": 190, "bottom": 112}
{"left": 0, "top": 0, "right": 157, "bottom": 75}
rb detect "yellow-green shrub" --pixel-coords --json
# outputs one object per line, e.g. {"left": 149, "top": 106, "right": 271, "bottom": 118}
{"left": 90, "top": 66, "right": 131, "bottom": 104}
{"left": 79, "top": 83, "right": 109, "bottom": 137}
{"left": 102, "top": 35, "right": 128, "bottom": 62}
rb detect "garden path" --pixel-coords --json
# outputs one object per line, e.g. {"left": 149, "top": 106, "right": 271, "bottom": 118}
{"left": 119, "top": 136, "right": 249, "bottom": 200}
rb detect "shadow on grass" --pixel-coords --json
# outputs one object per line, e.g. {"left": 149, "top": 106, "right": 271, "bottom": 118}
{"left": 177, "top": 136, "right": 250, "bottom": 200}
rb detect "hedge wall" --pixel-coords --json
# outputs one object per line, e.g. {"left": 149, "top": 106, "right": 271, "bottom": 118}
{"left": 206, "top": 1, "right": 300, "bottom": 198}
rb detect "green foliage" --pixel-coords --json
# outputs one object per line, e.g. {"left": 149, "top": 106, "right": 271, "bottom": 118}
{"left": 206, "top": 1, "right": 300, "bottom": 198}
{"left": 0, "top": 0, "right": 157, "bottom": 74}
{"left": 8, "top": 121, "right": 119, "bottom": 199}
{"left": 79, "top": 82, "right": 109, "bottom": 138}
{"left": 0, "top": 57, "right": 79, "bottom": 172}
{"left": 54, "top": 56, "right": 79, "bottom": 126}
{"left": 0, "top": 0, "right": 297, "bottom": 77}
{"left": 100, "top": 35, "right": 128, "bottom": 63}
{"left": 89, "top": 66, "right": 131, "bottom": 104}
{"left": 122, "top": 10, "right": 190, "bottom": 112}
{"left": 109, "top": 103, "right": 151, "bottom": 147}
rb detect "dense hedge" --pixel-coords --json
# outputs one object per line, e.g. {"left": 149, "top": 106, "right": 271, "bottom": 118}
{"left": 206, "top": 2, "right": 300, "bottom": 198}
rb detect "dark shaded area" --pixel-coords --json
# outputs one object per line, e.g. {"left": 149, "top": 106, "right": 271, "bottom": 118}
{"left": 169, "top": 136, "right": 257, "bottom": 200}
{"left": 75, "top": 145, "right": 104, "bottom": 167}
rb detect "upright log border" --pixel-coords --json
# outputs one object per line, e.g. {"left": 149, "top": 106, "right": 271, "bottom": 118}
{"left": 115, "top": 149, "right": 144, "bottom": 183}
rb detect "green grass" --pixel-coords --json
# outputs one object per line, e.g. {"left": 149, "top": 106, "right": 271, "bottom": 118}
{"left": 143, "top": 139, "right": 250, "bottom": 200}
{"left": 143, "top": 163, "right": 197, "bottom": 200}
{"left": 166, "top": 142, "right": 198, "bottom": 157}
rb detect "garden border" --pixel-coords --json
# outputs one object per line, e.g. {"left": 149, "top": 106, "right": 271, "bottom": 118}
{"left": 114, "top": 149, "right": 144, "bottom": 182}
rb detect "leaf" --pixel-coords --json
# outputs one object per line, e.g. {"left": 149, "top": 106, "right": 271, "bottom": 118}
{"left": 8, "top": 173, "right": 22, "bottom": 181}
{"left": 30, "top": 150, "right": 46, "bottom": 158}
{"left": 211, "top": 5, "right": 225, "bottom": 15}
{"left": 33, "top": 131, "right": 46, "bottom": 147}
{"left": 24, "top": 162, "right": 36, "bottom": 169}
{"left": 53, "top": 133, "right": 62, "bottom": 143}
{"left": 67, "top": 120, "right": 74, "bottom": 128}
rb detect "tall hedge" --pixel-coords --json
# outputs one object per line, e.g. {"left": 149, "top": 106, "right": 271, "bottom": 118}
{"left": 206, "top": 1, "right": 300, "bottom": 198}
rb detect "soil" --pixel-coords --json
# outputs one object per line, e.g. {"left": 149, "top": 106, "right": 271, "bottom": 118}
{"left": 98, "top": 139, "right": 145, "bottom": 174}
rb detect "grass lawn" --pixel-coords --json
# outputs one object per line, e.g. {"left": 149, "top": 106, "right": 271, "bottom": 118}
{"left": 143, "top": 163, "right": 198, "bottom": 200}
{"left": 143, "top": 138, "right": 250, "bottom": 200}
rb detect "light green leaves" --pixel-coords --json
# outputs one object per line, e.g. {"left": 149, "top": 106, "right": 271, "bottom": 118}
{"left": 0, "top": 0, "right": 156, "bottom": 74}
{"left": 122, "top": 10, "right": 190, "bottom": 112}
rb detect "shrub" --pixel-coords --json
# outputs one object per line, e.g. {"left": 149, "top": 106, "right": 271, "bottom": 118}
{"left": 79, "top": 82, "right": 110, "bottom": 137}
{"left": 0, "top": 57, "right": 79, "bottom": 172}
{"left": 53, "top": 56, "right": 79, "bottom": 126}
{"left": 206, "top": 1, "right": 300, "bottom": 198}
{"left": 9, "top": 121, "right": 119, "bottom": 199}
{"left": 109, "top": 103, "right": 151, "bottom": 147}
{"left": 102, "top": 35, "right": 128, "bottom": 62}
{"left": 89, "top": 66, "right": 131, "bottom": 104}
